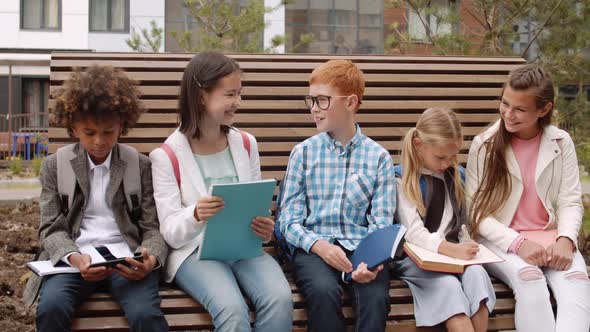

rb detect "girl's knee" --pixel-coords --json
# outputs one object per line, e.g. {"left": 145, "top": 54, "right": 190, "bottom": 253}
{"left": 564, "top": 271, "right": 589, "bottom": 282}
{"left": 518, "top": 266, "right": 545, "bottom": 283}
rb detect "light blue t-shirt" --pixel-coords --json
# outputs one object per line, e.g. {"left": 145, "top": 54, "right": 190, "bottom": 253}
{"left": 194, "top": 146, "right": 239, "bottom": 191}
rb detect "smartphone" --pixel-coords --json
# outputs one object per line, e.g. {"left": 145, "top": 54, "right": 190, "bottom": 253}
{"left": 89, "top": 253, "right": 144, "bottom": 269}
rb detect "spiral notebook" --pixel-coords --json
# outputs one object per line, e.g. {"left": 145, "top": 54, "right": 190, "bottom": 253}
{"left": 197, "top": 179, "right": 276, "bottom": 261}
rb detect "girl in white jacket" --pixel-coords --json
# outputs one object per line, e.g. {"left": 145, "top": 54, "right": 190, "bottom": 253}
{"left": 149, "top": 52, "right": 292, "bottom": 332}
{"left": 466, "top": 64, "right": 590, "bottom": 332}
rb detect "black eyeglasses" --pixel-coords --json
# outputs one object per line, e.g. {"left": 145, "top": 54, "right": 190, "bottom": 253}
{"left": 304, "top": 95, "right": 361, "bottom": 110}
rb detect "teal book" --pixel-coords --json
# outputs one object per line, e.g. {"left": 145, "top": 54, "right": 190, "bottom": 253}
{"left": 198, "top": 179, "right": 277, "bottom": 261}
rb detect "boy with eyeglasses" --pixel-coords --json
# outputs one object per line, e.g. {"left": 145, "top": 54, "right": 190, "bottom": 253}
{"left": 278, "top": 60, "right": 396, "bottom": 331}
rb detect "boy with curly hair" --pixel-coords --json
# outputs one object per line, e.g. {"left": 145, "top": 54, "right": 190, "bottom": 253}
{"left": 23, "top": 65, "right": 168, "bottom": 332}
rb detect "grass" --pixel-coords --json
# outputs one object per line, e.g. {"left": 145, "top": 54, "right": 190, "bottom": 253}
{"left": 584, "top": 210, "right": 590, "bottom": 235}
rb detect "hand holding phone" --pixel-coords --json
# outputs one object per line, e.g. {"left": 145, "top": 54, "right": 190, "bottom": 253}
{"left": 89, "top": 253, "right": 144, "bottom": 269}
{"left": 113, "top": 248, "right": 157, "bottom": 281}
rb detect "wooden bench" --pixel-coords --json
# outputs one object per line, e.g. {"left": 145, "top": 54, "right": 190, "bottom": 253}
{"left": 49, "top": 52, "right": 528, "bottom": 331}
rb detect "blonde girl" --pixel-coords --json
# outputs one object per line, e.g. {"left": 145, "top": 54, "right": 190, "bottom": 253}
{"left": 393, "top": 108, "right": 495, "bottom": 332}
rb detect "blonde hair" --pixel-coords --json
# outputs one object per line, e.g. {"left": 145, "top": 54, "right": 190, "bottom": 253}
{"left": 401, "top": 107, "right": 464, "bottom": 216}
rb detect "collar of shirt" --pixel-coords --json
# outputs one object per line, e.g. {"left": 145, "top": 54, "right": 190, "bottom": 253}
{"left": 318, "top": 124, "right": 364, "bottom": 154}
{"left": 419, "top": 167, "right": 445, "bottom": 180}
{"left": 87, "top": 149, "right": 113, "bottom": 171}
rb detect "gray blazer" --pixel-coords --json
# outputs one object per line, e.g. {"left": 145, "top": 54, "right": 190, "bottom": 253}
{"left": 23, "top": 143, "right": 167, "bottom": 306}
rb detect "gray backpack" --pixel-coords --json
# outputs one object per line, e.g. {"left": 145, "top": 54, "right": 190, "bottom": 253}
{"left": 56, "top": 143, "right": 142, "bottom": 222}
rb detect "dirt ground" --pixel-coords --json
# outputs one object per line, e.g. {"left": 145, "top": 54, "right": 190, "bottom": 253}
{"left": 0, "top": 202, "right": 38, "bottom": 332}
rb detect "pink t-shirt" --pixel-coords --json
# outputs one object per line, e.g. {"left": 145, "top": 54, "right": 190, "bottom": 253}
{"left": 509, "top": 131, "right": 549, "bottom": 232}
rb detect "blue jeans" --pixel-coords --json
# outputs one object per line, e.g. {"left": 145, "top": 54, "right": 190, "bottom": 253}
{"left": 36, "top": 271, "right": 167, "bottom": 332}
{"left": 293, "top": 249, "right": 390, "bottom": 332}
{"left": 175, "top": 252, "right": 293, "bottom": 332}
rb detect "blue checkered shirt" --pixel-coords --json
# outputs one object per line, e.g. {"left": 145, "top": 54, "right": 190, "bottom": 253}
{"left": 278, "top": 125, "right": 396, "bottom": 253}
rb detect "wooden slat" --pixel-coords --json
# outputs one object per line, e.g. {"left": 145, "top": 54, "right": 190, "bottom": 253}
{"left": 46, "top": 144, "right": 471, "bottom": 164}
{"left": 50, "top": 59, "right": 522, "bottom": 73}
{"left": 47, "top": 112, "right": 499, "bottom": 127}
{"left": 47, "top": 140, "right": 473, "bottom": 153}
{"left": 48, "top": 99, "right": 501, "bottom": 111}
{"left": 51, "top": 52, "right": 526, "bottom": 64}
{"left": 50, "top": 86, "right": 502, "bottom": 98}
{"left": 51, "top": 71, "right": 511, "bottom": 84}
{"left": 48, "top": 126, "right": 488, "bottom": 140}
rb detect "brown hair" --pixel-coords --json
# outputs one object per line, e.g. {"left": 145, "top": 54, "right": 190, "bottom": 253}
{"left": 178, "top": 51, "right": 241, "bottom": 139}
{"left": 309, "top": 60, "right": 365, "bottom": 110}
{"left": 51, "top": 65, "right": 143, "bottom": 137}
{"left": 401, "top": 107, "right": 464, "bottom": 216}
{"left": 469, "top": 64, "right": 555, "bottom": 237}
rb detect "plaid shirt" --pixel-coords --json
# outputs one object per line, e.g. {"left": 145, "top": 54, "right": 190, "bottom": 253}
{"left": 279, "top": 125, "right": 396, "bottom": 253}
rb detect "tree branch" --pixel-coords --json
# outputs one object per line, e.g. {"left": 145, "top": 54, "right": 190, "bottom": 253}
{"left": 407, "top": 0, "right": 443, "bottom": 53}
{"left": 521, "top": 0, "right": 564, "bottom": 58}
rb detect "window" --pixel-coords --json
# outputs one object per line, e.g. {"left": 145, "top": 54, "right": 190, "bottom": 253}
{"left": 285, "top": 0, "right": 383, "bottom": 54}
{"left": 407, "top": 0, "right": 456, "bottom": 42}
{"left": 90, "top": 0, "right": 129, "bottom": 32}
{"left": 22, "top": 78, "right": 49, "bottom": 128}
{"left": 20, "top": 0, "right": 61, "bottom": 30}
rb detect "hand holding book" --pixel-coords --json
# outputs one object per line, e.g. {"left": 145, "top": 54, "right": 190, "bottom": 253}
{"left": 194, "top": 195, "right": 225, "bottom": 222}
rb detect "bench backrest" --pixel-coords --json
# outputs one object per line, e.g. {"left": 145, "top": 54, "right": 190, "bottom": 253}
{"left": 48, "top": 53, "right": 526, "bottom": 183}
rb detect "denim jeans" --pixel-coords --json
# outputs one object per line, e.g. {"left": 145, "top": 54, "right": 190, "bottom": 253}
{"left": 481, "top": 238, "right": 590, "bottom": 332}
{"left": 292, "top": 249, "right": 390, "bottom": 332}
{"left": 175, "top": 252, "right": 293, "bottom": 332}
{"left": 36, "top": 271, "right": 167, "bottom": 332}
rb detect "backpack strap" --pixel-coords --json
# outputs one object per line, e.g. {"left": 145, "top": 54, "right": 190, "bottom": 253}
{"left": 160, "top": 143, "right": 181, "bottom": 188}
{"left": 393, "top": 164, "right": 427, "bottom": 200}
{"left": 239, "top": 130, "right": 251, "bottom": 158}
{"left": 118, "top": 144, "right": 142, "bottom": 222}
{"left": 161, "top": 131, "right": 250, "bottom": 190}
{"left": 56, "top": 144, "right": 78, "bottom": 216}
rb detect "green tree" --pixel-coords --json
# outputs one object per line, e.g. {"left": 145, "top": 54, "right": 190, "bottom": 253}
{"left": 386, "top": 0, "right": 590, "bottom": 167}
{"left": 172, "top": 0, "right": 277, "bottom": 52}
{"left": 535, "top": 1, "right": 590, "bottom": 170}
{"left": 126, "top": 20, "right": 163, "bottom": 52}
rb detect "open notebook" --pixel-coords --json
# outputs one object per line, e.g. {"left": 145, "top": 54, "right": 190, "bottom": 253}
{"left": 404, "top": 242, "right": 503, "bottom": 274}
{"left": 27, "top": 243, "right": 135, "bottom": 276}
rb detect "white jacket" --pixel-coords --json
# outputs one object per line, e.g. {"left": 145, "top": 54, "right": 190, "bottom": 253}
{"left": 465, "top": 121, "right": 583, "bottom": 252}
{"left": 150, "top": 128, "right": 261, "bottom": 282}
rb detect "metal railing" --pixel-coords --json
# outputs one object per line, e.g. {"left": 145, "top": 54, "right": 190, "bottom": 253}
{"left": 0, "top": 112, "right": 48, "bottom": 160}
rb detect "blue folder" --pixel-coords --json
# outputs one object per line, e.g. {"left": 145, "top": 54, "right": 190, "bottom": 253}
{"left": 198, "top": 179, "right": 277, "bottom": 261}
{"left": 343, "top": 224, "right": 407, "bottom": 282}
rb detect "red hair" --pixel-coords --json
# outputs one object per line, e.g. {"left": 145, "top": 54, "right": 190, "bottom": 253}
{"left": 309, "top": 60, "right": 365, "bottom": 110}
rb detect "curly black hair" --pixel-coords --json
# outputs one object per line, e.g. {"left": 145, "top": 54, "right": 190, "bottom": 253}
{"left": 51, "top": 65, "right": 144, "bottom": 137}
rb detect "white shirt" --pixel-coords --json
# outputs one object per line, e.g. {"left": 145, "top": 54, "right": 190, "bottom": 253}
{"left": 395, "top": 169, "right": 454, "bottom": 253}
{"left": 62, "top": 151, "right": 132, "bottom": 264}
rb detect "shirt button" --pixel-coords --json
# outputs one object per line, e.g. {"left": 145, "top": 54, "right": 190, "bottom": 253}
{"left": 333, "top": 208, "right": 338, "bottom": 213}
{"left": 351, "top": 174, "right": 358, "bottom": 181}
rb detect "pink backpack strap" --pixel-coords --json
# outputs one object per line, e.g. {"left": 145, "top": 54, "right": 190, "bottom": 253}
{"left": 160, "top": 143, "right": 181, "bottom": 188}
{"left": 239, "top": 130, "right": 251, "bottom": 158}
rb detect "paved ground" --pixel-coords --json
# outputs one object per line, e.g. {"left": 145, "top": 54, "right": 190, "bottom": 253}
{"left": 0, "top": 179, "right": 41, "bottom": 207}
